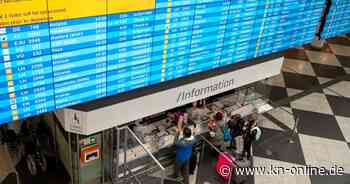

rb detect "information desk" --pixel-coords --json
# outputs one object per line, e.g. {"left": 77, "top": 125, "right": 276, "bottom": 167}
{"left": 0, "top": 0, "right": 325, "bottom": 124}
{"left": 116, "top": 90, "right": 271, "bottom": 165}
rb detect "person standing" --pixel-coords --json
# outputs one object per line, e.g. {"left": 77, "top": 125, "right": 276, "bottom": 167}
{"left": 242, "top": 120, "right": 258, "bottom": 160}
{"left": 188, "top": 102, "right": 201, "bottom": 123}
{"left": 227, "top": 114, "right": 242, "bottom": 149}
{"left": 210, "top": 111, "right": 228, "bottom": 151}
{"left": 174, "top": 119, "right": 195, "bottom": 184}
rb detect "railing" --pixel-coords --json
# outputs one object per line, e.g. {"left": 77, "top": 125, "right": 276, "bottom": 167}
{"left": 196, "top": 134, "right": 241, "bottom": 184}
{"left": 112, "top": 127, "right": 166, "bottom": 184}
{"left": 109, "top": 75, "right": 318, "bottom": 184}
{"left": 195, "top": 84, "right": 303, "bottom": 184}
{"left": 255, "top": 78, "right": 300, "bottom": 138}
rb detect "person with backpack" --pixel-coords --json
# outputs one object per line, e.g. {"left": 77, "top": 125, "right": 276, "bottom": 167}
{"left": 210, "top": 111, "right": 229, "bottom": 151}
{"left": 227, "top": 114, "right": 242, "bottom": 149}
{"left": 242, "top": 119, "right": 261, "bottom": 160}
{"left": 174, "top": 118, "right": 196, "bottom": 184}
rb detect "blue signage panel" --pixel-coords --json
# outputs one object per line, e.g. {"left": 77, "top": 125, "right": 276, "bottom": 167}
{"left": 0, "top": 0, "right": 325, "bottom": 123}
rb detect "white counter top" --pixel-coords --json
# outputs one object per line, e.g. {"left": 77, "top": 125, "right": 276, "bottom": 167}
{"left": 117, "top": 93, "right": 272, "bottom": 165}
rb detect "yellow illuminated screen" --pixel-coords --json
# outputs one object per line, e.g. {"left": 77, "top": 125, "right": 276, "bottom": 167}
{"left": 0, "top": 0, "right": 48, "bottom": 27}
{"left": 0, "top": 0, "right": 155, "bottom": 27}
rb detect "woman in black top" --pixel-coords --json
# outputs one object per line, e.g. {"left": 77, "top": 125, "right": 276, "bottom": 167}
{"left": 228, "top": 117, "right": 244, "bottom": 149}
{"left": 242, "top": 120, "right": 257, "bottom": 160}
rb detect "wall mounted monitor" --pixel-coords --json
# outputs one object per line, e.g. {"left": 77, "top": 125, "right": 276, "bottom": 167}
{"left": 0, "top": 0, "right": 325, "bottom": 124}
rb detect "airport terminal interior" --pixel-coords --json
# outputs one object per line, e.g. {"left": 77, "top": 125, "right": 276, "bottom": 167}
{"left": 0, "top": 0, "right": 350, "bottom": 184}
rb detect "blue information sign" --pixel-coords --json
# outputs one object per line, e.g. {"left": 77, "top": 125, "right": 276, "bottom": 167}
{"left": 0, "top": 0, "right": 325, "bottom": 124}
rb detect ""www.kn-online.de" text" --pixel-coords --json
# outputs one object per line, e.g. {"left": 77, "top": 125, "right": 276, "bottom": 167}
{"left": 233, "top": 165, "right": 345, "bottom": 176}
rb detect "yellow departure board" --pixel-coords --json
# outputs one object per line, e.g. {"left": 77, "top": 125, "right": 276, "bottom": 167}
{"left": 48, "top": 0, "right": 107, "bottom": 21}
{"left": 0, "top": 0, "right": 48, "bottom": 27}
{"left": 0, "top": 0, "right": 155, "bottom": 27}
{"left": 108, "top": 1, "right": 155, "bottom": 14}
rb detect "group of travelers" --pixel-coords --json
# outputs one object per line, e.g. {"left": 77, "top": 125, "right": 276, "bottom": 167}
{"left": 209, "top": 111, "right": 261, "bottom": 161}
{"left": 171, "top": 100, "right": 262, "bottom": 184}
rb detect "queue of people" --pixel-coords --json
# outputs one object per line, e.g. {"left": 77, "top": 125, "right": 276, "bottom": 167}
{"left": 170, "top": 99, "right": 262, "bottom": 184}
{"left": 208, "top": 111, "right": 261, "bottom": 160}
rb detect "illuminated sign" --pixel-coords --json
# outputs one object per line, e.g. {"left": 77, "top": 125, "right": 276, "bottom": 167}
{"left": 0, "top": 0, "right": 326, "bottom": 124}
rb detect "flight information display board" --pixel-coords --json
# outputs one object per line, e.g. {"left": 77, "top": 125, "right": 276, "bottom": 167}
{"left": 321, "top": 0, "right": 350, "bottom": 39}
{"left": 0, "top": 0, "right": 325, "bottom": 124}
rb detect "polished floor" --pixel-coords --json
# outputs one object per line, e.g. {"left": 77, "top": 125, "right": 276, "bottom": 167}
{"left": 254, "top": 35, "right": 350, "bottom": 184}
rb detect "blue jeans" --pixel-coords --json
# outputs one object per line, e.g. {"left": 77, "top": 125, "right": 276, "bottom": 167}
{"left": 175, "top": 159, "right": 189, "bottom": 184}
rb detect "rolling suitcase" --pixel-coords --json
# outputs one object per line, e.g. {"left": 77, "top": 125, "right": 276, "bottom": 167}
{"left": 215, "top": 152, "right": 236, "bottom": 181}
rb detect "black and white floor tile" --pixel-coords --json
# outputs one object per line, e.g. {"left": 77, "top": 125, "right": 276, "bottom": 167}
{"left": 294, "top": 109, "right": 345, "bottom": 141}
{"left": 326, "top": 95, "right": 350, "bottom": 118}
{"left": 282, "top": 58, "right": 316, "bottom": 76}
{"left": 305, "top": 50, "right": 342, "bottom": 67}
{"left": 253, "top": 84, "right": 350, "bottom": 184}
{"left": 323, "top": 81, "right": 350, "bottom": 99}
{"left": 264, "top": 107, "right": 296, "bottom": 131}
{"left": 334, "top": 116, "right": 350, "bottom": 144}
{"left": 317, "top": 77, "right": 332, "bottom": 84}
{"left": 299, "top": 134, "right": 350, "bottom": 173}
{"left": 258, "top": 113, "right": 285, "bottom": 131}
{"left": 290, "top": 92, "right": 334, "bottom": 115}
{"left": 311, "top": 63, "right": 346, "bottom": 79}
{"left": 254, "top": 157, "right": 312, "bottom": 184}
{"left": 261, "top": 38, "right": 350, "bottom": 105}
{"left": 253, "top": 127, "right": 306, "bottom": 166}
{"left": 329, "top": 44, "right": 350, "bottom": 57}
{"left": 335, "top": 55, "right": 350, "bottom": 68}
{"left": 252, "top": 36, "right": 350, "bottom": 184}
{"left": 283, "top": 48, "right": 310, "bottom": 61}
{"left": 309, "top": 172, "right": 350, "bottom": 184}
{"left": 345, "top": 67, "right": 350, "bottom": 75}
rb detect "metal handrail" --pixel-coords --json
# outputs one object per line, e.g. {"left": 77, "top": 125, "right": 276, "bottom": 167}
{"left": 253, "top": 80, "right": 301, "bottom": 144}
{"left": 276, "top": 105, "right": 294, "bottom": 117}
{"left": 257, "top": 80, "right": 299, "bottom": 123}
{"left": 123, "top": 127, "right": 165, "bottom": 171}
{"left": 199, "top": 134, "right": 237, "bottom": 165}
{"left": 198, "top": 134, "right": 236, "bottom": 184}
{"left": 252, "top": 84, "right": 292, "bottom": 116}
{"left": 199, "top": 135, "right": 221, "bottom": 154}
{"left": 114, "top": 127, "right": 166, "bottom": 184}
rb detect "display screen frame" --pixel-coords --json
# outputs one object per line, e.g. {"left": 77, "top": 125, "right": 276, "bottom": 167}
{"left": 70, "top": 52, "right": 283, "bottom": 112}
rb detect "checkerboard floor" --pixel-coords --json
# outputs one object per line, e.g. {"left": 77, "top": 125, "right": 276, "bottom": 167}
{"left": 257, "top": 36, "right": 350, "bottom": 106}
{"left": 253, "top": 36, "right": 350, "bottom": 184}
